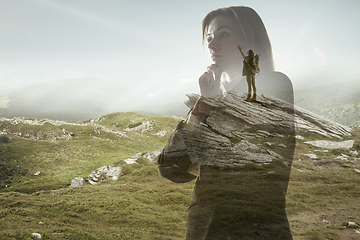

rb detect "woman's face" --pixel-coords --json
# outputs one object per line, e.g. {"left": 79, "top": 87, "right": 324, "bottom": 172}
{"left": 206, "top": 16, "right": 244, "bottom": 74}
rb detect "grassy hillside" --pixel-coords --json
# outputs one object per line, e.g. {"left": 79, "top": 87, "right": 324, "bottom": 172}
{"left": 0, "top": 113, "right": 360, "bottom": 239}
{"left": 286, "top": 127, "right": 360, "bottom": 240}
{"left": 0, "top": 112, "right": 180, "bottom": 193}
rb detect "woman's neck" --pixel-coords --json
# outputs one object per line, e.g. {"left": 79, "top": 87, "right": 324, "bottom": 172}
{"left": 223, "top": 64, "right": 243, "bottom": 81}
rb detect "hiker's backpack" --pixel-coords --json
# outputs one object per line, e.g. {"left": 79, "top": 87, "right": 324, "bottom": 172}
{"left": 253, "top": 54, "right": 260, "bottom": 74}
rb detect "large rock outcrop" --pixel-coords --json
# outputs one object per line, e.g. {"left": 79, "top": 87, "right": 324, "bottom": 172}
{"left": 185, "top": 93, "right": 351, "bottom": 139}
{"left": 181, "top": 93, "right": 352, "bottom": 168}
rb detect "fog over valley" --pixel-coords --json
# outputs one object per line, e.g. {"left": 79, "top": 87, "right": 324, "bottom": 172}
{"left": 1, "top": 0, "right": 359, "bottom": 124}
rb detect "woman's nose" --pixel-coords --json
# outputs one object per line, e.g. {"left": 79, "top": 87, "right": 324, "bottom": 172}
{"left": 208, "top": 39, "right": 217, "bottom": 52}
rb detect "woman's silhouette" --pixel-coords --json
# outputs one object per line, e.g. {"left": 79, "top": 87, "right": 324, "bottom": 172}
{"left": 158, "top": 6, "right": 295, "bottom": 240}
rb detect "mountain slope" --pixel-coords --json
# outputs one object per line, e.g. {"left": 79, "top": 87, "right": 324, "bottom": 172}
{"left": 294, "top": 78, "right": 360, "bottom": 126}
{"left": 0, "top": 112, "right": 181, "bottom": 192}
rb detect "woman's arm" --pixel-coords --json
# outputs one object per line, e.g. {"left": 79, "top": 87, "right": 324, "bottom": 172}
{"left": 158, "top": 64, "right": 223, "bottom": 182}
{"left": 157, "top": 120, "right": 197, "bottom": 183}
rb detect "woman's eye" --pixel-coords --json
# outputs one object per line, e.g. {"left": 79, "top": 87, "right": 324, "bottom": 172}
{"left": 221, "top": 32, "right": 229, "bottom": 37}
{"left": 207, "top": 37, "right": 213, "bottom": 43}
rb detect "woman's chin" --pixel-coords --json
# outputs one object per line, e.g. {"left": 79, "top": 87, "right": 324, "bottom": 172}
{"left": 213, "top": 60, "right": 225, "bottom": 68}
{"left": 213, "top": 59, "right": 235, "bottom": 69}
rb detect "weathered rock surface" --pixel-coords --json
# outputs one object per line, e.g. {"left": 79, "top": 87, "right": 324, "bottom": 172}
{"left": 123, "top": 150, "right": 162, "bottom": 164}
{"left": 182, "top": 93, "right": 295, "bottom": 167}
{"left": 350, "top": 151, "right": 358, "bottom": 156}
{"left": 181, "top": 93, "right": 352, "bottom": 168}
{"left": 303, "top": 153, "right": 318, "bottom": 159}
{"left": 70, "top": 150, "right": 161, "bottom": 187}
{"left": 305, "top": 140, "right": 354, "bottom": 149}
{"left": 293, "top": 106, "right": 352, "bottom": 139}
{"left": 31, "top": 233, "right": 42, "bottom": 239}
{"left": 70, "top": 165, "right": 121, "bottom": 187}
{"left": 185, "top": 93, "right": 352, "bottom": 140}
{"left": 0, "top": 116, "right": 128, "bottom": 141}
{"left": 70, "top": 177, "right": 86, "bottom": 187}
{"left": 85, "top": 165, "right": 122, "bottom": 185}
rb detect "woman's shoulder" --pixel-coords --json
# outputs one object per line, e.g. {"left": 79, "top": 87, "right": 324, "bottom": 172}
{"left": 260, "top": 71, "right": 290, "bottom": 80}
{"left": 257, "top": 71, "right": 294, "bottom": 104}
{"left": 258, "top": 71, "right": 293, "bottom": 88}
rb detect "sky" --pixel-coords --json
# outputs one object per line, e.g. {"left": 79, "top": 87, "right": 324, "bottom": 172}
{"left": 0, "top": 0, "right": 360, "bottom": 97}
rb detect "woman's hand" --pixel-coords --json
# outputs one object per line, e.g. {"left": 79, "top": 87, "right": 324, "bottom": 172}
{"left": 199, "top": 64, "right": 223, "bottom": 98}
{"left": 189, "top": 64, "right": 223, "bottom": 123}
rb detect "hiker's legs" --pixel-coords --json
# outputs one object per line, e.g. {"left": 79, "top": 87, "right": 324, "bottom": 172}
{"left": 251, "top": 75, "right": 257, "bottom": 101}
{"left": 246, "top": 75, "right": 252, "bottom": 94}
{"left": 245, "top": 75, "right": 252, "bottom": 101}
{"left": 251, "top": 75, "right": 256, "bottom": 95}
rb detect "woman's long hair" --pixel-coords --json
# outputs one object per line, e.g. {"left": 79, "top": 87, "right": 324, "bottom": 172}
{"left": 202, "top": 6, "right": 275, "bottom": 72}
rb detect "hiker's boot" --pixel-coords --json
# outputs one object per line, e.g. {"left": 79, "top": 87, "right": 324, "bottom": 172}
{"left": 251, "top": 94, "right": 257, "bottom": 101}
{"left": 245, "top": 94, "right": 251, "bottom": 101}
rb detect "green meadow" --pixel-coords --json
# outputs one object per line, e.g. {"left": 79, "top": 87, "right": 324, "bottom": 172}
{"left": 0, "top": 112, "right": 359, "bottom": 239}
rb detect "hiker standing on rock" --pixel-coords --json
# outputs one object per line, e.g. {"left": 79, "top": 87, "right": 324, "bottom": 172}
{"left": 158, "top": 6, "right": 295, "bottom": 240}
{"left": 238, "top": 47, "right": 260, "bottom": 101}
